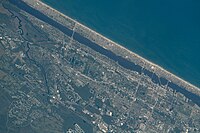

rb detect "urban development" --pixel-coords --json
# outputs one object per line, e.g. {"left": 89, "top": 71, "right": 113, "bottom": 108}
{"left": 0, "top": 0, "right": 199, "bottom": 133}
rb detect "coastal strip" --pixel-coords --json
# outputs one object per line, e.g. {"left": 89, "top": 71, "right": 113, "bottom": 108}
{"left": 19, "top": 0, "right": 200, "bottom": 96}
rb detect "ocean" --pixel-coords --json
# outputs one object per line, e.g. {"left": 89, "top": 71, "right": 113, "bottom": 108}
{"left": 42, "top": 0, "right": 200, "bottom": 87}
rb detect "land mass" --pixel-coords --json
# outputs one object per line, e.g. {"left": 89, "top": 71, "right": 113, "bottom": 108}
{"left": 0, "top": 0, "right": 199, "bottom": 132}
{"left": 24, "top": 0, "right": 200, "bottom": 95}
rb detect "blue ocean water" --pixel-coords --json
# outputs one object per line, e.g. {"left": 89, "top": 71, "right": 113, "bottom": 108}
{"left": 42, "top": 0, "right": 200, "bottom": 87}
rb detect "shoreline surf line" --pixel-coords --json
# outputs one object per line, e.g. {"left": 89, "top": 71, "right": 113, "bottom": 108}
{"left": 22, "top": 0, "right": 200, "bottom": 95}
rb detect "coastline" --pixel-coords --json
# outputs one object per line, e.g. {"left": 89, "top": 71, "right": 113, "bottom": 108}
{"left": 21, "top": 0, "right": 200, "bottom": 95}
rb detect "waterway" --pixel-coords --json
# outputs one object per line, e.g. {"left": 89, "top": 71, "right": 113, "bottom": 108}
{"left": 42, "top": 0, "right": 200, "bottom": 88}
{"left": 8, "top": 0, "right": 200, "bottom": 106}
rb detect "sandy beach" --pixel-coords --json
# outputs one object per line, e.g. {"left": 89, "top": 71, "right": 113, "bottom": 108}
{"left": 22, "top": 0, "right": 200, "bottom": 95}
